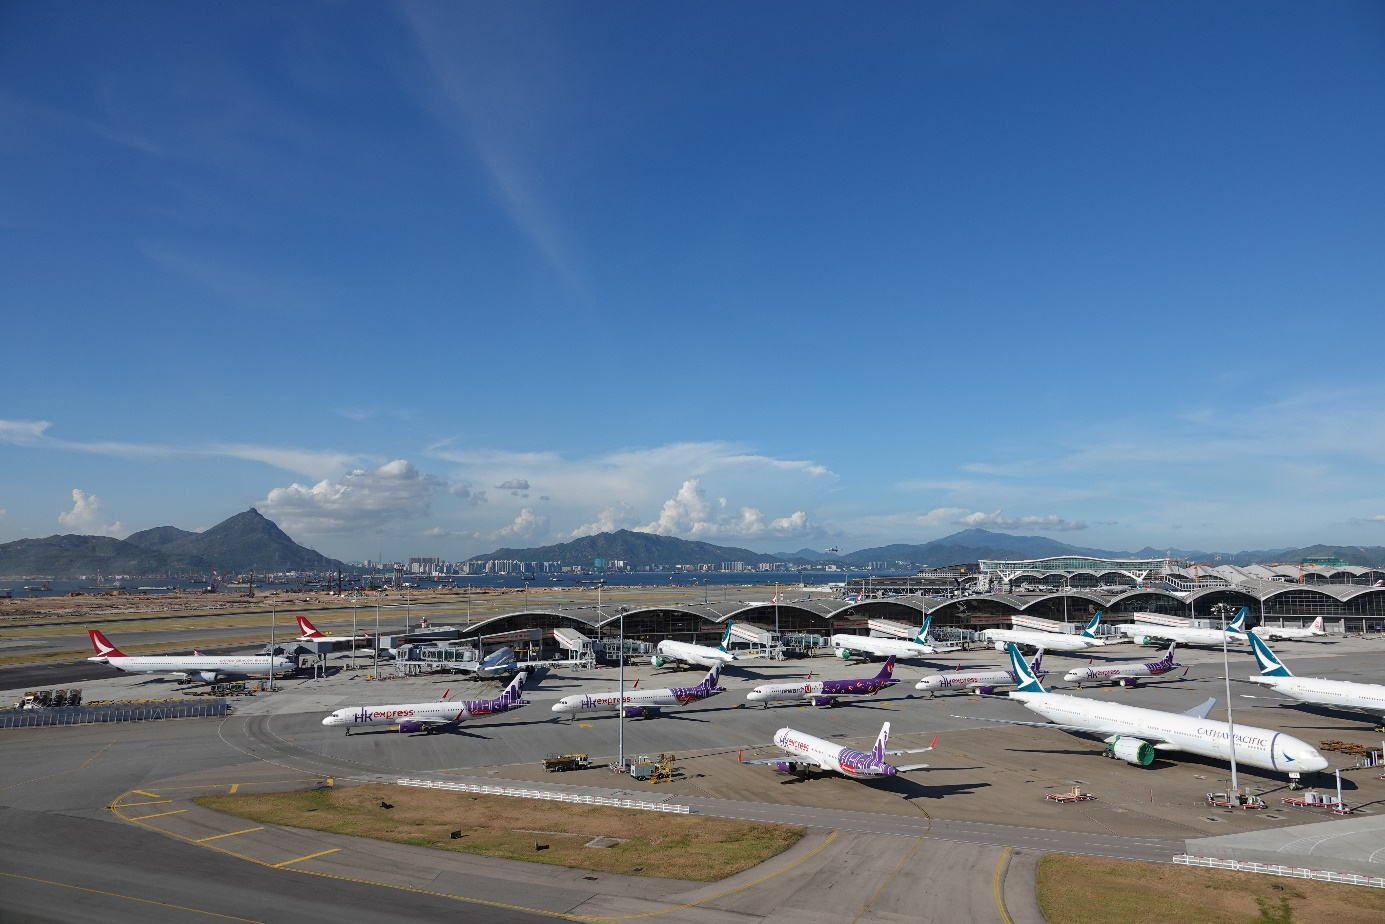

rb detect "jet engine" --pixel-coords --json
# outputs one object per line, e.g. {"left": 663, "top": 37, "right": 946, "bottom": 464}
{"left": 810, "top": 696, "right": 833, "bottom": 708}
{"left": 398, "top": 721, "right": 426, "bottom": 734}
{"left": 836, "top": 648, "right": 853, "bottom": 660}
{"left": 994, "top": 641, "right": 1008, "bottom": 651}
{"left": 195, "top": 671, "right": 220, "bottom": 683}
{"left": 1134, "top": 636, "right": 1156, "bottom": 647}
{"left": 651, "top": 656, "right": 666, "bottom": 668}
{"left": 972, "top": 686, "right": 996, "bottom": 696}
{"left": 622, "top": 706, "right": 656, "bottom": 719}
{"left": 1106, "top": 736, "right": 1154, "bottom": 766}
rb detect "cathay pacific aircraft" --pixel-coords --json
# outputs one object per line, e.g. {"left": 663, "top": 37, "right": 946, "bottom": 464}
{"left": 737, "top": 721, "right": 937, "bottom": 779}
{"left": 967, "top": 643, "right": 1329, "bottom": 786}
{"left": 87, "top": 629, "right": 295, "bottom": 683}
{"left": 652, "top": 623, "right": 738, "bottom": 669}
{"left": 1118, "top": 606, "right": 1250, "bottom": 647}
{"left": 979, "top": 611, "right": 1108, "bottom": 653}
{"left": 1245, "top": 633, "right": 1385, "bottom": 728}
{"left": 295, "top": 615, "right": 370, "bottom": 645}
{"left": 830, "top": 615, "right": 959, "bottom": 661}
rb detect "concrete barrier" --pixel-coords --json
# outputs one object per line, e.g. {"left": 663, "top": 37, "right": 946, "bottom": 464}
{"left": 395, "top": 778, "right": 691, "bottom": 813}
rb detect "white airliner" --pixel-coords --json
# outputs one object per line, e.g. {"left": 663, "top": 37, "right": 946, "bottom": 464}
{"left": 322, "top": 672, "right": 528, "bottom": 735}
{"left": 915, "top": 650, "right": 1047, "bottom": 695}
{"left": 747, "top": 657, "right": 898, "bottom": 706}
{"left": 830, "top": 615, "right": 959, "bottom": 661}
{"left": 652, "top": 623, "right": 738, "bottom": 669}
{"left": 1118, "top": 606, "right": 1249, "bottom": 647}
{"left": 1063, "top": 642, "right": 1184, "bottom": 688}
{"left": 970, "top": 643, "right": 1329, "bottom": 786}
{"left": 1252, "top": 616, "right": 1327, "bottom": 642}
{"left": 87, "top": 629, "right": 294, "bottom": 683}
{"left": 737, "top": 721, "right": 937, "bottom": 779}
{"left": 1245, "top": 633, "right": 1385, "bottom": 726}
{"left": 551, "top": 663, "right": 723, "bottom": 719}
{"left": 295, "top": 616, "right": 371, "bottom": 645}
{"left": 979, "top": 610, "right": 1108, "bottom": 653}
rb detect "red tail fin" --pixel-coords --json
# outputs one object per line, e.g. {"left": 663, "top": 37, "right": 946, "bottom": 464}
{"left": 296, "top": 616, "right": 323, "bottom": 638}
{"left": 88, "top": 629, "right": 126, "bottom": 658}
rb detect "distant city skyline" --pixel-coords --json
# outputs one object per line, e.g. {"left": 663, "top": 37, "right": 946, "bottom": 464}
{"left": 3, "top": 4, "right": 1383, "bottom": 561}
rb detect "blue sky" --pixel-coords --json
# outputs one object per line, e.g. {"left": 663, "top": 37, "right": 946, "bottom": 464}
{"left": 2, "top": 2, "right": 1384, "bottom": 561}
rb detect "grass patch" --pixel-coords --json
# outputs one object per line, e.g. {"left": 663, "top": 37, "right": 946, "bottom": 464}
{"left": 1036, "top": 853, "right": 1385, "bottom": 924}
{"left": 196, "top": 784, "right": 803, "bottom": 881}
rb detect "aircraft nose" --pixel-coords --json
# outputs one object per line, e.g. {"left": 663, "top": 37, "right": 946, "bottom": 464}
{"left": 1302, "top": 749, "right": 1330, "bottom": 772}
{"left": 551, "top": 701, "right": 571, "bottom": 713}
{"left": 1063, "top": 672, "right": 1079, "bottom": 681}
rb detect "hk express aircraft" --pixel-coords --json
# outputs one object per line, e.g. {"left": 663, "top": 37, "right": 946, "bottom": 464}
{"left": 552, "top": 663, "right": 723, "bottom": 719}
{"left": 738, "top": 721, "right": 937, "bottom": 779}
{"left": 979, "top": 611, "right": 1108, "bottom": 653}
{"left": 1064, "top": 643, "right": 1185, "bottom": 688}
{"left": 652, "top": 623, "right": 738, "bottom": 669}
{"left": 830, "top": 615, "right": 960, "bottom": 661}
{"left": 322, "top": 672, "right": 529, "bottom": 734}
{"left": 915, "top": 650, "right": 1047, "bottom": 695}
{"left": 1118, "top": 607, "right": 1250, "bottom": 647}
{"left": 87, "top": 629, "right": 294, "bottom": 683}
{"left": 968, "top": 644, "right": 1328, "bottom": 786}
{"left": 747, "top": 656, "right": 898, "bottom": 707}
{"left": 1245, "top": 633, "right": 1385, "bottom": 728}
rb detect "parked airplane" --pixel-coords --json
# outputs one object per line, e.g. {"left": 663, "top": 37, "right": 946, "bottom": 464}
{"left": 551, "top": 663, "right": 724, "bottom": 719}
{"left": 830, "top": 615, "right": 959, "bottom": 661}
{"left": 86, "top": 629, "right": 294, "bottom": 683}
{"left": 979, "top": 610, "right": 1108, "bottom": 653}
{"left": 968, "top": 643, "right": 1329, "bottom": 786}
{"left": 295, "top": 616, "right": 370, "bottom": 645}
{"left": 1064, "top": 643, "right": 1185, "bottom": 688}
{"left": 322, "top": 672, "right": 529, "bottom": 735}
{"left": 1245, "top": 633, "right": 1385, "bottom": 728}
{"left": 467, "top": 646, "right": 519, "bottom": 679}
{"left": 652, "top": 623, "right": 738, "bottom": 669}
{"left": 915, "top": 650, "right": 1047, "bottom": 695}
{"left": 1252, "top": 616, "right": 1327, "bottom": 642}
{"left": 747, "top": 657, "right": 898, "bottom": 707}
{"left": 737, "top": 721, "right": 937, "bottom": 779}
{"left": 1118, "top": 607, "right": 1249, "bottom": 647}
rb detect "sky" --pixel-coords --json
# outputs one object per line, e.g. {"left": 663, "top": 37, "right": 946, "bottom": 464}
{"left": 2, "top": 2, "right": 1384, "bottom": 561}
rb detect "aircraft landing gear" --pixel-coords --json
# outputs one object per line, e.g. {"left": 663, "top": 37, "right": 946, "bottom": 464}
{"left": 1288, "top": 772, "right": 1302, "bottom": 791}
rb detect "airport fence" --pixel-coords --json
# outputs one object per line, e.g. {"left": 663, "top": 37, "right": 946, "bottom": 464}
{"left": 0, "top": 699, "right": 228, "bottom": 728}
{"left": 1173, "top": 854, "right": 1385, "bottom": 889}
{"left": 395, "top": 778, "right": 691, "bottom": 814}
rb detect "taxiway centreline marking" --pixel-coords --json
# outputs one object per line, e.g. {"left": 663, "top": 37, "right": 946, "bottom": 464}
{"left": 0, "top": 869, "right": 265, "bottom": 922}
{"left": 79, "top": 741, "right": 116, "bottom": 768}
{"left": 196, "top": 827, "right": 264, "bottom": 842}
{"left": 847, "top": 805, "right": 932, "bottom": 924}
{"left": 992, "top": 847, "right": 1013, "bottom": 924}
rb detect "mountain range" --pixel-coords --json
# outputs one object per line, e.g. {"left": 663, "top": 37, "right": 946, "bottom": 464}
{"left": 0, "top": 509, "right": 345, "bottom": 577}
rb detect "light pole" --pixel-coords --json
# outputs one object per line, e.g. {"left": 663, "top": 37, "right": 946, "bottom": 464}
{"left": 774, "top": 581, "right": 780, "bottom": 657}
{"left": 373, "top": 591, "right": 381, "bottom": 678}
{"left": 1219, "top": 602, "right": 1241, "bottom": 800}
{"left": 351, "top": 592, "right": 358, "bottom": 669}
{"left": 268, "top": 599, "right": 276, "bottom": 692}
{"left": 617, "top": 605, "right": 626, "bottom": 771}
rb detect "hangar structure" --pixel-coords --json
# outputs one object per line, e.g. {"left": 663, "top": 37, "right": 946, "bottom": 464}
{"left": 452, "top": 581, "right": 1385, "bottom": 659}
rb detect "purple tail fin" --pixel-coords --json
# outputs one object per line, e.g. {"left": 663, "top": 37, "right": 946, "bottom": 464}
{"left": 697, "top": 662, "right": 722, "bottom": 694}
{"left": 875, "top": 656, "right": 896, "bottom": 680}
{"left": 870, "top": 722, "right": 890, "bottom": 762}
{"left": 497, "top": 672, "right": 525, "bottom": 706}
{"left": 1029, "top": 650, "right": 1043, "bottom": 675}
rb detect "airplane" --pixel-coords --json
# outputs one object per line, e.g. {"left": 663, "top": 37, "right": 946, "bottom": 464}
{"left": 322, "top": 672, "right": 529, "bottom": 735}
{"left": 294, "top": 615, "right": 371, "bottom": 645}
{"left": 915, "top": 650, "right": 1047, "bottom": 695}
{"left": 86, "top": 629, "right": 295, "bottom": 683}
{"left": 737, "top": 721, "right": 937, "bottom": 779}
{"left": 978, "top": 610, "right": 1108, "bottom": 653}
{"left": 1118, "top": 606, "right": 1249, "bottom": 647}
{"left": 462, "top": 646, "right": 518, "bottom": 679}
{"left": 746, "top": 656, "right": 898, "bottom": 707}
{"left": 651, "top": 623, "right": 738, "bottom": 669}
{"left": 1252, "top": 616, "right": 1327, "bottom": 642}
{"left": 830, "top": 615, "right": 961, "bottom": 661}
{"left": 551, "top": 663, "right": 724, "bottom": 719}
{"left": 965, "top": 643, "right": 1329, "bottom": 787}
{"left": 1063, "top": 642, "right": 1185, "bottom": 688}
{"left": 1244, "top": 633, "right": 1385, "bottom": 729}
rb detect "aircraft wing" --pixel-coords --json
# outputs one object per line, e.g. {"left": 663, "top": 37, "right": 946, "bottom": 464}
{"left": 884, "top": 735, "right": 938, "bottom": 756}
{"left": 955, "top": 715, "right": 1178, "bottom": 746}
{"left": 893, "top": 763, "right": 930, "bottom": 772}
{"left": 737, "top": 756, "right": 788, "bottom": 765}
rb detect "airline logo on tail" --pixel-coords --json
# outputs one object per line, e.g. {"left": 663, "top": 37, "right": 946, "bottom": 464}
{"left": 771, "top": 591, "right": 781, "bottom": 604}
{"left": 1081, "top": 610, "right": 1104, "bottom": 639}
{"left": 877, "top": 656, "right": 896, "bottom": 680}
{"left": 915, "top": 615, "right": 934, "bottom": 644}
{"left": 700, "top": 662, "right": 723, "bottom": 691}
{"left": 88, "top": 629, "right": 125, "bottom": 659}
{"left": 296, "top": 616, "right": 325, "bottom": 639}
{"left": 1228, "top": 607, "right": 1248, "bottom": 634}
{"left": 1249, "top": 633, "right": 1293, "bottom": 678}
{"left": 498, "top": 672, "right": 527, "bottom": 706}
{"left": 1155, "top": 641, "right": 1178, "bottom": 668}
{"left": 870, "top": 722, "right": 890, "bottom": 763}
{"left": 1008, "top": 643, "right": 1046, "bottom": 693}
{"left": 719, "top": 623, "right": 734, "bottom": 652}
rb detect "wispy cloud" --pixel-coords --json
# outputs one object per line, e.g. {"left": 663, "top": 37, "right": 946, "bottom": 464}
{"left": 956, "top": 510, "right": 1087, "bottom": 532}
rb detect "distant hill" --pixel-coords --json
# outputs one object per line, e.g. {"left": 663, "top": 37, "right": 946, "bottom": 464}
{"left": 840, "top": 529, "right": 1107, "bottom": 567}
{"left": 0, "top": 509, "right": 343, "bottom": 577}
{"left": 471, "top": 530, "right": 782, "bottom": 568}
{"left": 1272, "top": 545, "right": 1385, "bottom": 568}
{"left": 773, "top": 548, "right": 842, "bottom": 562}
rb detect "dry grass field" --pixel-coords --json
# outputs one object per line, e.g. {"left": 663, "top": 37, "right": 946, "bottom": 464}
{"left": 1037, "top": 853, "right": 1385, "bottom": 924}
{"left": 197, "top": 784, "right": 803, "bottom": 881}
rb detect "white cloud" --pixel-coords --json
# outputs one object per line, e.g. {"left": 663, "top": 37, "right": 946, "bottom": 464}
{"left": 1357, "top": 515, "right": 1385, "bottom": 524}
{"left": 57, "top": 489, "right": 125, "bottom": 537}
{"left": 957, "top": 510, "right": 1087, "bottom": 532}
{"left": 917, "top": 507, "right": 969, "bottom": 526}
{"left": 259, "top": 460, "right": 445, "bottom": 533}
{"left": 638, "top": 480, "right": 814, "bottom": 540}
{"left": 496, "top": 478, "right": 530, "bottom": 491}
{"left": 495, "top": 508, "right": 547, "bottom": 542}
{"left": 0, "top": 419, "right": 50, "bottom": 443}
{"left": 572, "top": 503, "right": 639, "bottom": 537}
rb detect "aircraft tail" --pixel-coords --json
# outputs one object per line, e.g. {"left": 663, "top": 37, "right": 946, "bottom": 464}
{"left": 1249, "top": 633, "right": 1293, "bottom": 678}
{"left": 870, "top": 722, "right": 890, "bottom": 762}
{"left": 1081, "top": 609, "right": 1104, "bottom": 639}
{"left": 497, "top": 671, "right": 527, "bottom": 706}
{"left": 698, "top": 661, "right": 722, "bottom": 693}
{"left": 1228, "top": 607, "right": 1248, "bottom": 633}
{"left": 1310, "top": 616, "right": 1324, "bottom": 633}
{"left": 88, "top": 629, "right": 126, "bottom": 659}
{"left": 915, "top": 615, "right": 934, "bottom": 644}
{"left": 719, "top": 622, "right": 733, "bottom": 653}
{"left": 1157, "top": 641, "right": 1178, "bottom": 667}
{"left": 1029, "top": 649, "right": 1044, "bottom": 676}
{"left": 295, "top": 616, "right": 324, "bottom": 638}
{"left": 1009, "top": 643, "right": 1046, "bottom": 693}
{"left": 875, "top": 656, "right": 896, "bottom": 680}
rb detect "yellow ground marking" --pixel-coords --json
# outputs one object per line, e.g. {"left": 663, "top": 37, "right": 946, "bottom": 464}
{"left": 992, "top": 846, "right": 1013, "bottom": 924}
{"left": 0, "top": 869, "right": 265, "bottom": 922}
{"left": 129, "top": 809, "right": 188, "bottom": 821}
{"left": 578, "top": 723, "right": 592, "bottom": 728}
{"left": 133, "top": 789, "right": 160, "bottom": 797}
{"left": 196, "top": 827, "right": 264, "bottom": 843}
{"left": 110, "top": 786, "right": 837, "bottom": 924}
{"left": 79, "top": 741, "right": 116, "bottom": 768}
{"left": 848, "top": 806, "right": 932, "bottom": 924}
{"left": 119, "top": 799, "right": 172, "bottom": 807}
{"left": 229, "top": 783, "right": 239, "bottom": 794}
{"left": 272, "top": 848, "right": 340, "bottom": 868}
